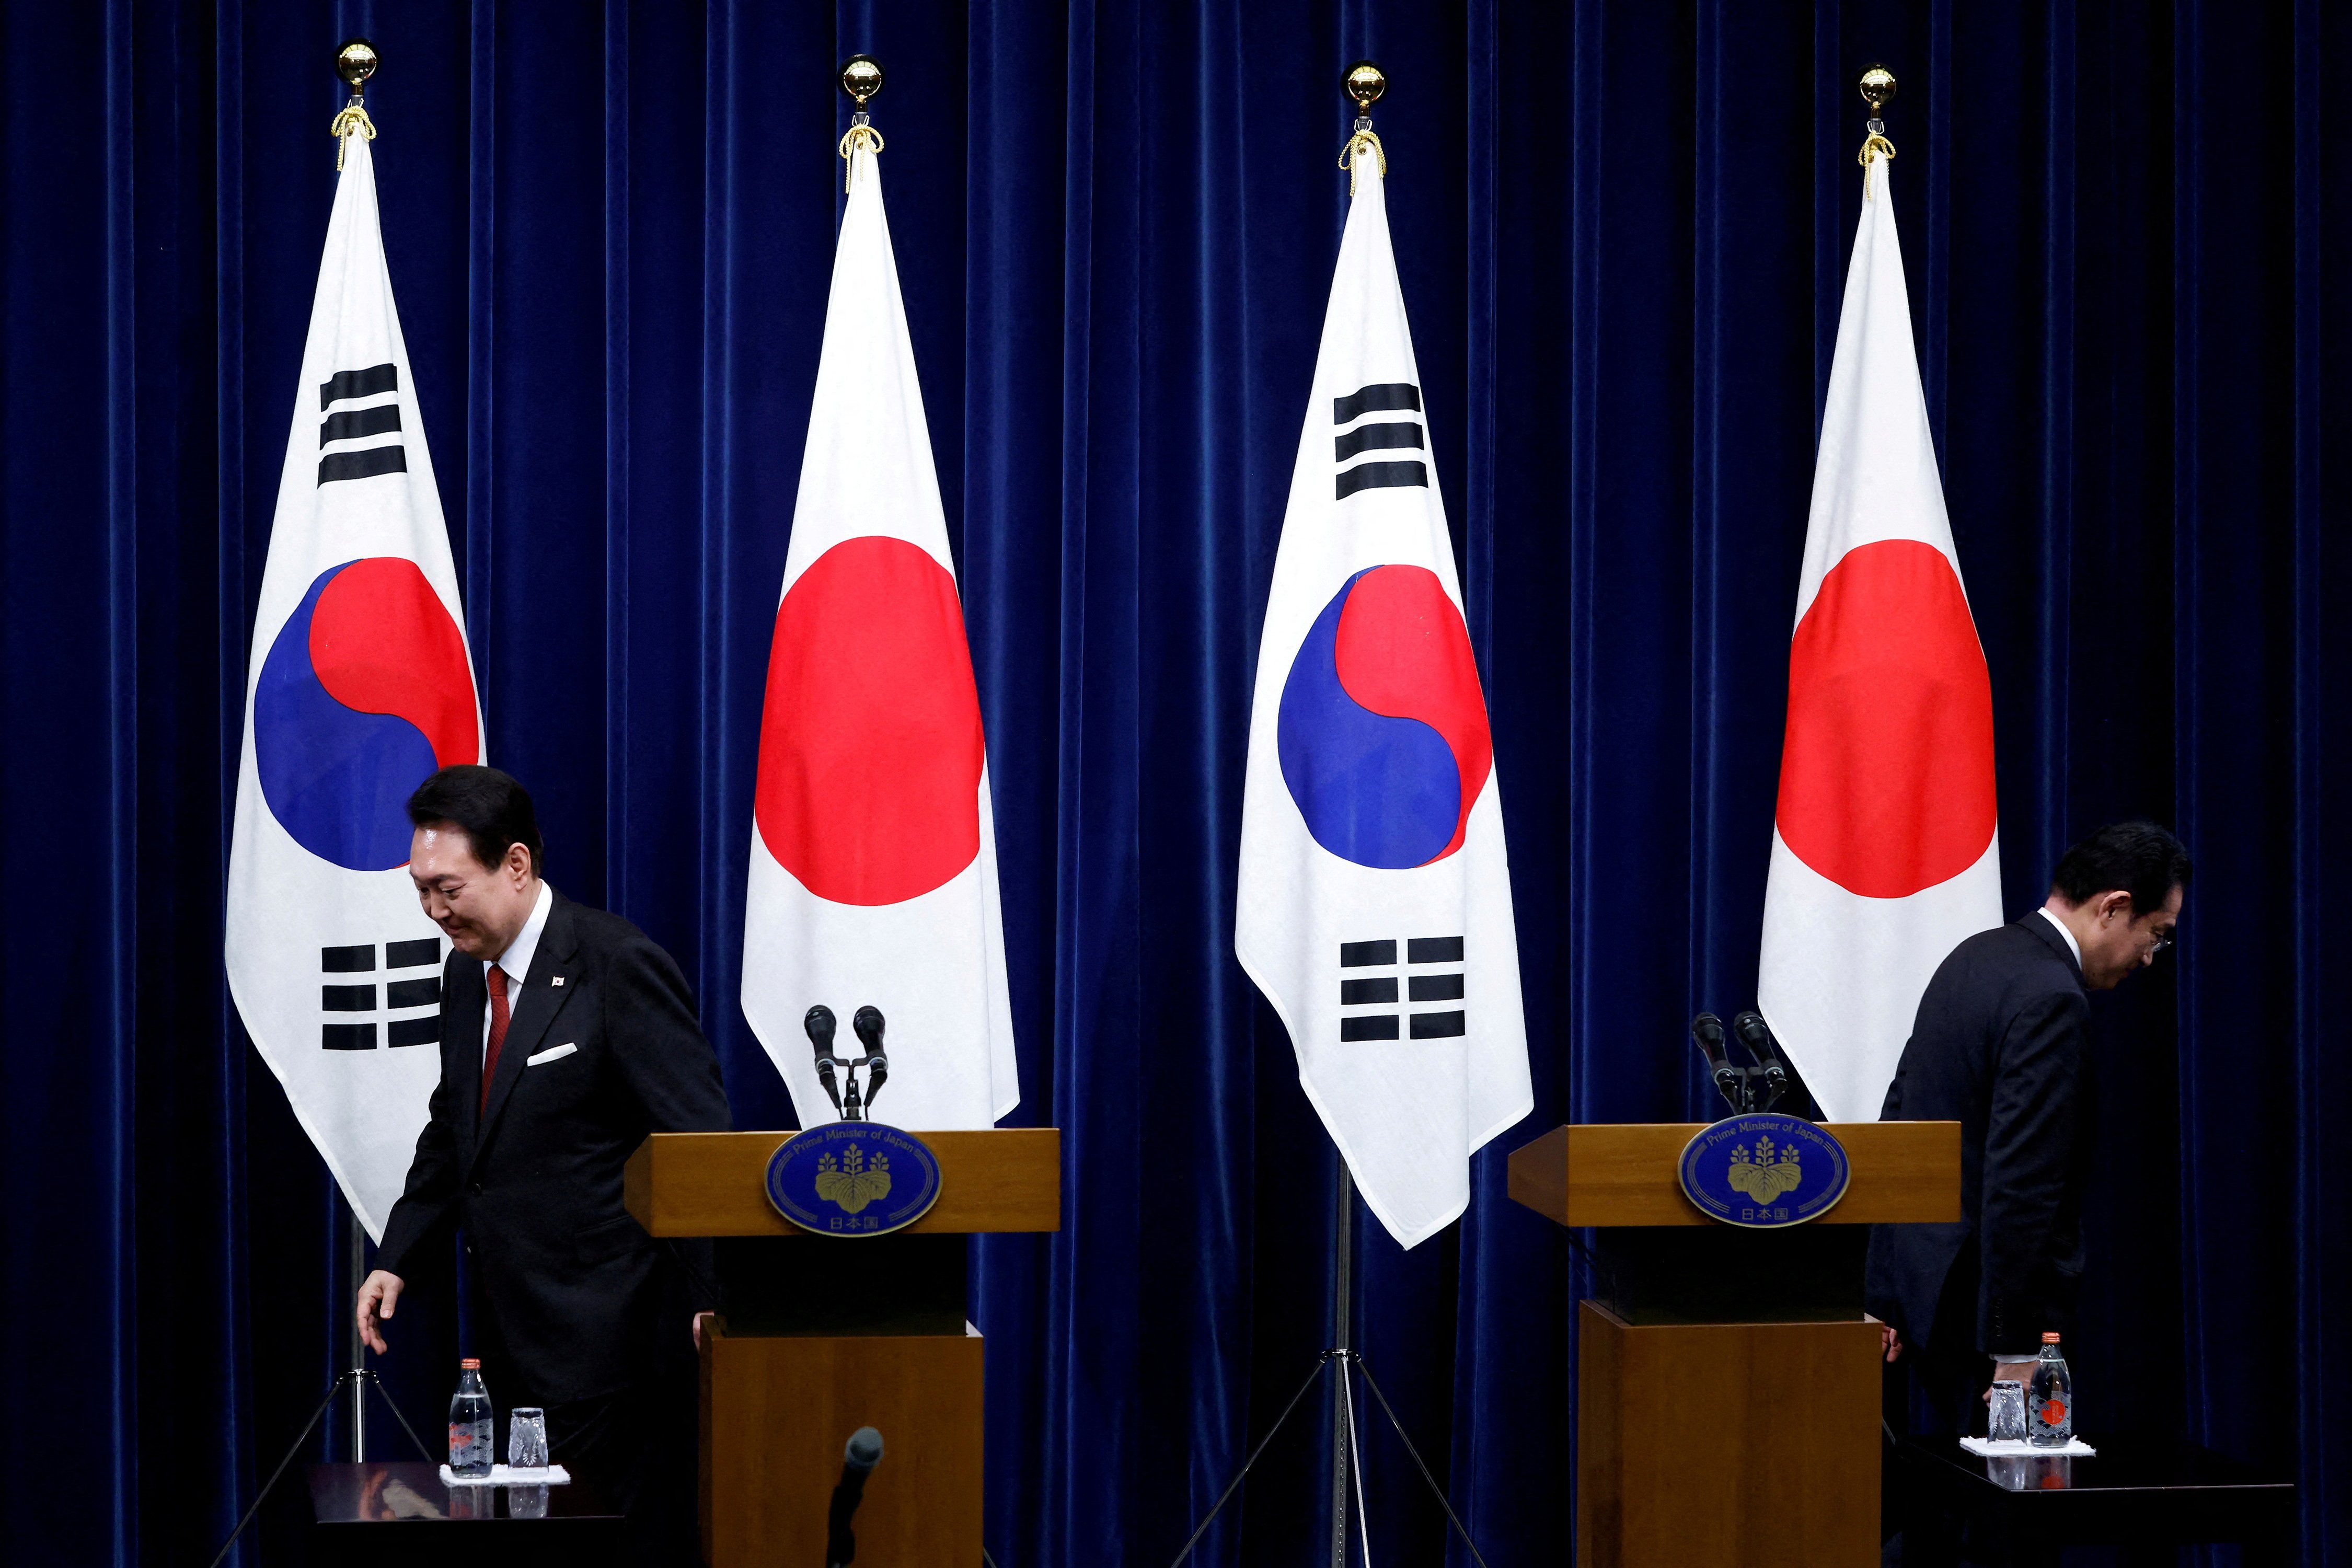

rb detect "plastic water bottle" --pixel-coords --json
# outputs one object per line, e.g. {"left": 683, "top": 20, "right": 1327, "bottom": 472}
{"left": 447, "top": 1358, "right": 494, "bottom": 1477}
{"left": 2027, "top": 1332, "right": 2073, "bottom": 1448}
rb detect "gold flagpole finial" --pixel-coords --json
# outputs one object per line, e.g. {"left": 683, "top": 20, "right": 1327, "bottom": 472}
{"left": 1339, "top": 60, "right": 1387, "bottom": 192}
{"left": 1859, "top": 65, "right": 1896, "bottom": 117}
{"left": 336, "top": 38, "right": 380, "bottom": 91}
{"left": 838, "top": 55, "right": 885, "bottom": 191}
{"left": 331, "top": 38, "right": 380, "bottom": 170}
{"left": 840, "top": 54, "right": 882, "bottom": 108}
{"left": 1857, "top": 64, "right": 1897, "bottom": 198}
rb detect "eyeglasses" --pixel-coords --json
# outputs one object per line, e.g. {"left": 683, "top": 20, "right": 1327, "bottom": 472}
{"left": 2147, "top": 930, "right": 2175, "bottom": 956}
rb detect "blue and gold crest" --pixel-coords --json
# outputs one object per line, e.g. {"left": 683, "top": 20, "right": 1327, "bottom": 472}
{"left": 1677, "top": 1112, "right": 1851, "bottom": 1228}
{"left": 765, "top": 1122, "right": 943, "bottom": 1236}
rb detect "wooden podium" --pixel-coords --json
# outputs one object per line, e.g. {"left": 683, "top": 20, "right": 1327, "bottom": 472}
{"left": 625, "top": 1128, "right": 1059, "bottom": 1568}
{"left": 1508, "top": 1121, "right": 1959, "bottom": 1568}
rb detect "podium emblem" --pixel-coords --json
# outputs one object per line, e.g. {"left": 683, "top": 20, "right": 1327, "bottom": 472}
{"left": 766, "top": 1122, "right": 943, "bottom": 1236}
{"left": 1677, "top": 1113, "right": 1851, "bottom": 1228}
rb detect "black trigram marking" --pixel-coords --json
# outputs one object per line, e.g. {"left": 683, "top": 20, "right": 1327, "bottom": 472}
{"left": 1334, "top": 383, "right": 1421, "bottom": 423}
{"left": 320, "top": 364, "right": 398, "bottom": 408}
{"left": 1336, "top": 935, "right": 1466, "bottom": 1042}
{"left": 1334, "top": 422, "right": 1424, "bottom": 463}
{"left": 1333, "top": 383, "right": 1429, "bottom": 499}
{"left": 321, "top": 403, "right": 400, "bottom": 445}
{"left": 317, "top": 363, "right": 406, "bottom": 486}
{"left": 318, "top": 447, "right": 407, "bottom": 486}
{"left": 386, "top": 976, "right": 441, "bottom": 1010}
{"left": 387, "top": 1017, "right": 441, "bottom": 1047}
{"left": 318, "top": 937, "right": 445, "bottom": 1048}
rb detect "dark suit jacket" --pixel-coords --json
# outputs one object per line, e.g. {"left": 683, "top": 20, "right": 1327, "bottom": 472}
{"left": 376, "top": 889, "right": 732, "bottom": 1402}
{"left": 1864, "top": 916, "right": 2093, "bottom": 1358}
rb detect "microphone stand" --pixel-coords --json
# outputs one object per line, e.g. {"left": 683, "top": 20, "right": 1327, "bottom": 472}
{"left": 1163, "top": 1165, "right": 1494, "bottom": 1568}
{"left": 1690, "top": 1011, "right": 1791, "bottom": 1115}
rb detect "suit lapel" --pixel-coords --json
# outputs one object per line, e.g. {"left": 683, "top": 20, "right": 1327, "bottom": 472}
{"left": 2020, "top": 912, "right": 2086, "bottom": 986}
{"left": 471, "top": 892, "right": 584, "bottom": 1165}
{"left": 448, "top": 955, "right": 488, "bottom": 1153}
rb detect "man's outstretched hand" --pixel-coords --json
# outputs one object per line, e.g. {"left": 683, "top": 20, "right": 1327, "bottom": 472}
{"left": 356, "top": 1269, "right": 405, "bottom": 1354}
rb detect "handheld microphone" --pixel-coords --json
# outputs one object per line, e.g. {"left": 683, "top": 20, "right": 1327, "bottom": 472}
{"left": 853, "top": 1006, "right": 889, "bottom": 1114}
{"left": 1730, "top": 1011, "right": 1791, "bottom": 1108}
{"left": 826, "top": 1426, "right": 884, "bottom": 1568}
{"left": 804, "top": 1005, "right": 844, "bottom": 1115}
{"left": 1689, "top": 1013, "right": 1745, "bottom": 1112}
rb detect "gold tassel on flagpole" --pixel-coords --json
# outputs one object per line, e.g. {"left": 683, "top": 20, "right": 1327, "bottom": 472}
{"left": 1338, "top": 59, "right": 1388, "bottom": 192}
{"left": 330, "top": 38, "right": 379, "bottom": 170}
{"left": 838, "top": 54, "right": 885, "bottom": 192}
{"left": 1857, "top": 64, "right": 1897, "bottom": 200}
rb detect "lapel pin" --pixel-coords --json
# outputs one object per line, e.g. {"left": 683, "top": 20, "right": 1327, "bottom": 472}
{"left": 550, "top": 975, "right": 566, "bottom": 987}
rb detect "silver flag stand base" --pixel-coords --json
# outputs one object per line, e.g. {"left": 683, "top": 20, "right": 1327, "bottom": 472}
{"left": 1163, "top": 1171, "right": 1493, "bottom": 1568}
{"left": 203, "top": 1366, "right": 434, "bottom": 1568}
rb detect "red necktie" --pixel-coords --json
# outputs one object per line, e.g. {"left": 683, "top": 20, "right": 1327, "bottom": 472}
{"left": 481, "top": 965, "right": 512, "bottom": 1113}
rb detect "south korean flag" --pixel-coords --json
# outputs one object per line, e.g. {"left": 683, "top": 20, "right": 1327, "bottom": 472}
{"left": 1235, "top": 135, "right": 1531, "bottom": 1248}
{"left": 225, "top": 119, "right": 483, "bottom": 1241}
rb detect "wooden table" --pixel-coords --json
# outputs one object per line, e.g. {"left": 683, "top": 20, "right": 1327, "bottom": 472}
{"left": 307, "top": 1461, "right": 625, "bottom": 1566}
{"left": 1891, "top": 1435, "right": 2296, "bottom": 1563}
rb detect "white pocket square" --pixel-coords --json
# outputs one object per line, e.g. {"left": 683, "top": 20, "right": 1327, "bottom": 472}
{"left": 525, "top": 1043, "right": 577, "bottom": 1066}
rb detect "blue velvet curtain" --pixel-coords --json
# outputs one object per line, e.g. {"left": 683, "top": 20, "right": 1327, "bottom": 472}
{"left": 4, "top": 2, "right": 2347, "bottom": 1564}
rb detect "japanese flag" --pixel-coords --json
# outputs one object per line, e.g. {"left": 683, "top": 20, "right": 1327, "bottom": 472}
{"left": 1758, "top": 158, "right": 2003, "bottom": 1122}
{"left": 740, "top": 137, "right": 1018, "bottom": 1128}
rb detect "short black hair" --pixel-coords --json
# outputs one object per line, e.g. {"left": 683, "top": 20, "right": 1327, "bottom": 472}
{"left": 2050, "top": 821, "right": 2189, "bottom": 916}
{"left": 406, "top": 765, "right": 544, "bottom": 876}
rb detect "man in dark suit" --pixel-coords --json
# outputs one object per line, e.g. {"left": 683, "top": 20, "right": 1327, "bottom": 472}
{"left": 1867, "top": 821, "right": 2188, "bottom": 1440}
{"left": 354, "top": 765, "right": 730, "bottom": 1553}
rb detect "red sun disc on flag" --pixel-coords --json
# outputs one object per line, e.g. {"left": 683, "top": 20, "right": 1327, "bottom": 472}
{"left": 1775, "top": 538, "right": 1998, "bottom": 899}
{"left": 754, "top": 535, "right": 986, "bottom": 906}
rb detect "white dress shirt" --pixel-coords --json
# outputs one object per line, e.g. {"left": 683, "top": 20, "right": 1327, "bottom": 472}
{"left": 2036, "top": 905, "right": 2083, "bottom": 971}
{"left": 483, "top": 880, "right": 554, "bottom": 1064}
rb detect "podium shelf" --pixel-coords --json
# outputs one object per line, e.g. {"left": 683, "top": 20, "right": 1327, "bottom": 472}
{"left": 1507, "top": 1121, "right": 1961, "bottom": 1228}
{"left": 626, "top": 1128, "right": 1060, "bottom": 1238}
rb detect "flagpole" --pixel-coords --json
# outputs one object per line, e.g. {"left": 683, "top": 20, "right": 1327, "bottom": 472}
{"left": 344, "top": 1204, "right": 367, "bottom": 1460}
{"left": 1329, "top": 1168, "right": 1354, "bottom": 1568}
{"left": 329, "top": 32, "right": 383, "bottom": 1468}
{"left": 1170, "top": 61, "right": 1498, "bottom": 1568}
{"left": 1325, "top": 62, "right": 1387, "bottom": 1568}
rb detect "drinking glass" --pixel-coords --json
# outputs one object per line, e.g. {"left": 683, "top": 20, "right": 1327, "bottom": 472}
{"left": 509, "top": 1407, "right": 549, "bottom": 1471}
{"left": 509, "top": 1484, "right": 550, "bottom": 1519}
{"left": 1988, "top": 1381, "right": 2028, "bottom": 1443}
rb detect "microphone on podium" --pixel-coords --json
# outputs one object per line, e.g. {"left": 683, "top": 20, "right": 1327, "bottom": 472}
{"left": 1688, "top": 1013, "right": 1745, "bottom": 1111}
{"left": 1730, "top": 1011, "right": 1791, "bottom": 1109}
{"left": 805, "top": 1005, "right": 845, "bottom": 1116}
{"left": 852, "top": 1006, "right": 890, "bottom": 1114}
{"left": 826, "top": 1426, "right": 884, "bottom": 1568}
